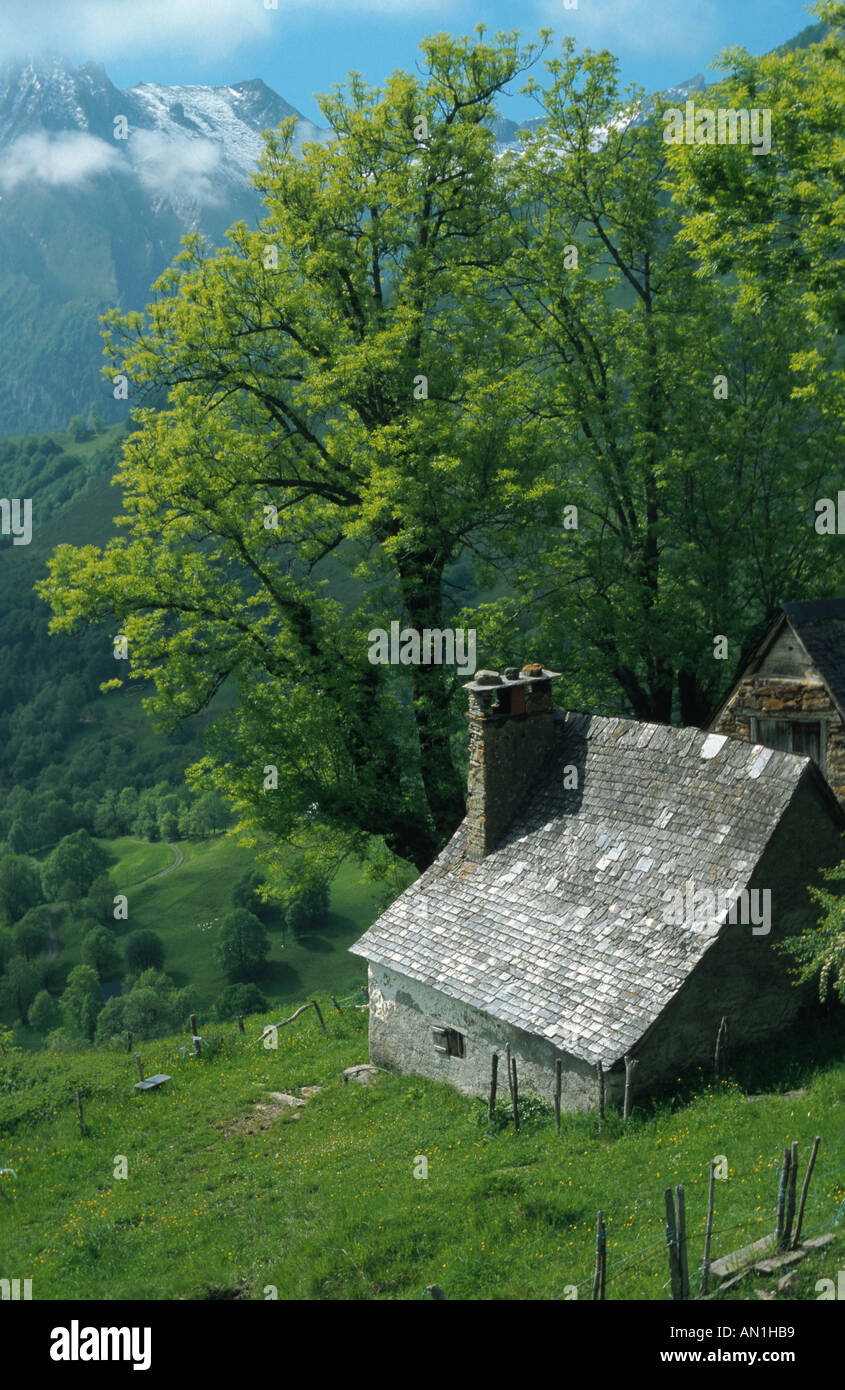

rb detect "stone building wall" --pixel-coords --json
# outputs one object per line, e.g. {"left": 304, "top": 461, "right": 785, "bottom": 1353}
{"left": 618, "top": 771, "right": 843, "bottom": 1094}
{"left": 714, "top": 676, "right": 845, "bottom": 805}
{"left": 367, "top": 962, "right": 623, "bottom": 1112}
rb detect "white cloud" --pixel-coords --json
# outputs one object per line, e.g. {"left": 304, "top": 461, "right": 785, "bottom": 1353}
{"left": 535, "top": 0, "right": 721, "bottom": 62}
{"left": 0, "top": 0, "right": 453, "bottom": 64}
{"left": 0, "top": 130, "right": 123, "bottom": 190}
{"left": 131, "top": 129, "right": 223, "bottom": 204}
{"left": 0, "top": 0, "right": 273, "bottom": 62}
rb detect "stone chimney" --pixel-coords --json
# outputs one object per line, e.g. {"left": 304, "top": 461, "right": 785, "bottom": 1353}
{"left": 464, "top": 663, "right": 561, "bottom": 861}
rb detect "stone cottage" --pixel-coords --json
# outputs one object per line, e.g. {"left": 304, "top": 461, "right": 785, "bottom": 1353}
{"left": 350, "top": 664, "right": 845, "bottom": 1111}
{"left": 710, "top": 598, "right": 845, "bottom": 806}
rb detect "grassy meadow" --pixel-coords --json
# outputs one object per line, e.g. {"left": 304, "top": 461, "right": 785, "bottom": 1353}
{"left": 0, "top": 1005, "right": 842, "bottom": 1301}
{"left": 27, "top": 833, "right": 403, "bottom": 1024}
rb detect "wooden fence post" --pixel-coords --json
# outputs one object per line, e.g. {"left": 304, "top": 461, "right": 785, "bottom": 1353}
{"left": 664, "top": 1187, "right": 682, "bottom": 1300}
{"left": 554, "top": 1059, "right": 562, "bottom": 1137}
{"left": 488, "top": 1052, "right": 498, "bottom": 1123}
{"left": 237, "top": 1015, "right": 245, "bottom": 1034}
{"left": 791, "top": 1135, "right": 821, "bottom": 1249}
{"left": 311, "top": 1000, "right": 326, "bottom": 1033}
{"left": 331, "top": 995, "right": 343, "bottom": 1015}
{"left": 700, "top": 1158, "right": 717, "bottom": 1296}
{"left": 596, "top": 1061, "right": 605, "bottom": 1133}
{"left": 592, "top": 1211, "right": 606, "bottom": 1300}
{"left": 190, "top": 1013, "right": 201, "bottom": 1059}
{"left": 784, "top": 1140, "right": 799, "bottom": 1248}
{"left": 676, "top": 1184, "right": 690, "bottom": 1301}
{"left": 623, "top": 1055, "right": 639, "bottom": 1121}
{"left": 75, "top": 1089, "right": 86, "bottom": 1136}
{"left": 135, "top": 1053, "right": 144, "bottom": 1083}
{"left": 510, "top": 1055, "right": 520, "bottom": 1133}
{"left": 714, "top": 1016, "right": 727, "bottom": 1082}
{"left": 126, "top": 1031, "right": 132, "bottom": 1053}
{"left": 775, "top": 1147, "right": 791, "bottom": 1248}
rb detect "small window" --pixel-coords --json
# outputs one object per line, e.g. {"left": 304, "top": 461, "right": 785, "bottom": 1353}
{"left": 431, "top": 1025, "right": 465, "bottom": 1058}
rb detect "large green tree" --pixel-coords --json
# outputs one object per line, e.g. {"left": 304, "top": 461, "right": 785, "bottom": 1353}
{"left": 41, "top": 830, "right": 110, "bottom": 903}
{"left": 0, "top": 854, "right": 44, "bottom": 925}
{"left": 214, "top": 909, "right": 270, "bottom": 981}
{"left": 479, "top": 39, "right": 844, "bottom": 724}
{"left": 39, "top": 31, "right": 551, "bottom": 873}
{"left": 0, "top": 955, "right": 42, "bottom": 1024}
{"left": 60, "top": 963, "right": 101, "bottom": 1039}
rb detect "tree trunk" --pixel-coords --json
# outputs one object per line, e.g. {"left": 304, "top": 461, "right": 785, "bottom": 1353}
{"left": 397, "top": 551, "right": 467, "bottom": 846}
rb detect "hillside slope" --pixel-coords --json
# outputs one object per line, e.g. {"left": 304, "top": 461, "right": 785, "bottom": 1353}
{"left": 1, "top": 1005, "right": 842, "bottom": 1300}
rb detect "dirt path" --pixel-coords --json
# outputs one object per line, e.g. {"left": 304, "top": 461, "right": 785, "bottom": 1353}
{"left": 132, "top": 841, "right": 185, "bottom": 888}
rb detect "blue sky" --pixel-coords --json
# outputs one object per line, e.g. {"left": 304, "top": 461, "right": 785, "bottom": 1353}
{"left": 0, "top": 0, "right": 822, "bottom": 123}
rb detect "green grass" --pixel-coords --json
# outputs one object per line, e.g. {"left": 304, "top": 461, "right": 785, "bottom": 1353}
{"left": 39, "top": 832, "right": 406, "bottom": 1015}
{"left": 102, "top": 837, "right": 176, "bottom": 888}
{"left": 3, "top": 832, "right": 411, "bottom": 1049}
{"left": 0, "top": 1011, "right": 842, "bottom": 1300}
{"left": 111, "top": 837, "right": 393, "bottom": 1010}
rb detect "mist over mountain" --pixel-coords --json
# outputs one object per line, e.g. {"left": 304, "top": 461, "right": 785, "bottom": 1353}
{"left": 0, "top": 55, "right": 331, "bottom": 435}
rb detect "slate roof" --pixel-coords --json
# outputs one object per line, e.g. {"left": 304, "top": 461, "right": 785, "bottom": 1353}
{"left": 350, "top": 711, "right": 818, "bottom": 1068}
{"left": 782, "top": 598, "right": 845, "bottom": 718}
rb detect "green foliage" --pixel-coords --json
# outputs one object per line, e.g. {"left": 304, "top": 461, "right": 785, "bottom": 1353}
{"left": 60, "top": 963, "right": 101, "bottom": 1040}
{"left": 481, "top": 1089, "right": 553, "bottom": 1132}
{"left": 93, "top": 996, "right": 128, "bottom": 1046}
{"left": 213, "top": 910, "right": 269, "bottom": 981}
{"left": 41, "top": 830, "right": 110, "bottom": 903}
{"left": 782, "top": 860, "right": 845, "bottom": 1002}
{"left": 81, "top": 927, "right": 122, "bottom": 982}
{"left": 29, "top": 989, "right": 60, "bottom": 1034}
{"left": 213, "top": 981, "right": 268, "bottom": 1021}
{"left": 0, "top": 854, "right": 44, "bottom": 924}
{"left": 6, "top": 821, "right": 30, "bottom": 854}
{"left": 232, "top": 868, "right": 270, "bottom": 917}
{"left": 124, "top": 929, "right": 165, "bottom": 973}
{"left": 79, "top": 875, "right": 116, "bottom": 926}
{"left": 40, "top": 31, "right": 554, "bottom": 873}
{"left": 0, "top": 955, "right": 43, "bottom": 1023}
{"left": 285, "top": 883, "right": 330, "bottom": 935}
{"left": 670, "top": 2, "right": 845, "bottom": 337}
{"left": 14, "top": 908, "right": 49, "bottom": 961}
{"left": 482, "top": 35, "right": 845, "bottom": 726}
{"left": 179, "top": 792, "right": 231, "bottom": 840}
{"left": 0, "top": 927, "right": 16, "bottom": 972}
{"left": 123, "top": 988, "right": 164, "bottom": 1036}
{"left": 68, "top": 415, "right": 93, "bottom": 444}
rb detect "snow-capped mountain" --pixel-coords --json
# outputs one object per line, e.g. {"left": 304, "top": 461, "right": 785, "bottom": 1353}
{"left": 0, "top": 55, "right": 331, "bottom": 210}
{"left": 0, "top": 56, "right": 333, "bottom": 435}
